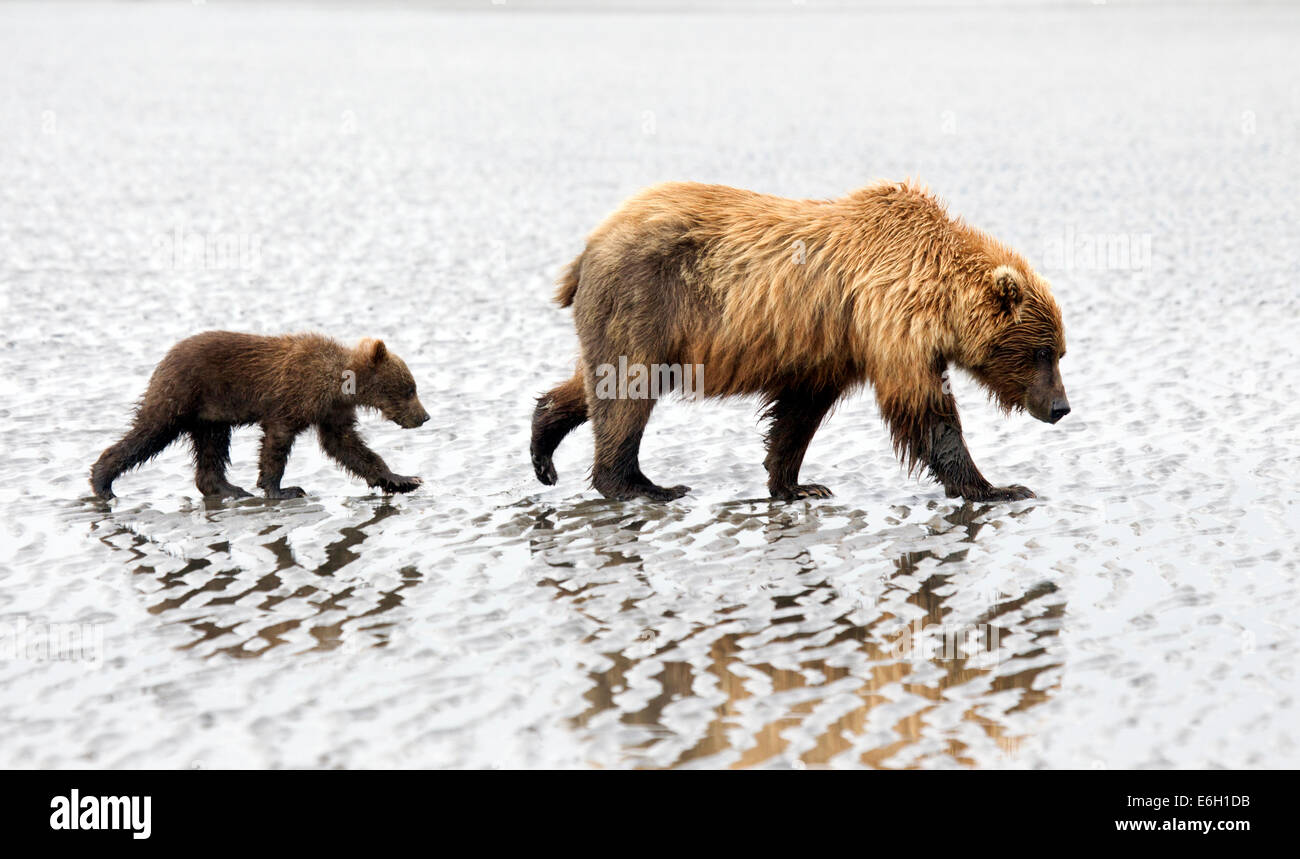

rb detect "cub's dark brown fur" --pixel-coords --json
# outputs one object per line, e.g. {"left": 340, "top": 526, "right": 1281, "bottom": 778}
{"left": 91, "top": 331, "right": 429, "bottom": 500}
{"left": 532, "top": 181, "right": 1070, "bottom": 503}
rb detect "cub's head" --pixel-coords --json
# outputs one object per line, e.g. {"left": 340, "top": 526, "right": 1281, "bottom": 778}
{"left": 351, "top": 338, "right": 430, "bottom": 429}
{"left": 962, "top": 264, "right": 1070, "bottom": 424}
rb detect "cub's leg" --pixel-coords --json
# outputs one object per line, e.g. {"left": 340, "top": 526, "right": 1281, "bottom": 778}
{"left": 90, "top": 416, "right": 184, "bottom": 499}
{"left": 256, "top": 422, "right": 306, "bottom": 499}
{"left": 318, "top": 416, "right": 421, "bottom": 493}
{"left": 588, "top": 392, "right": 688, "bottom": 503}
{"left": 763, "top": 386, "right": 839, "bottom": 501}
{"left": 530, "top": 371, "right": 588, "bottom": 485}
{"left": 191, "top": 422, "right": 250, "bottom": 498}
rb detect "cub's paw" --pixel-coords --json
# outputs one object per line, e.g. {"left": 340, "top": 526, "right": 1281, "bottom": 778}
{"left": 379, "top": 474, "right": 423, "bottom": 494}
{"left": 265, "top": 486, "right": 307, "bottom": 500}
{"left": 771, "top": 483, "right": 834, "bottom": 501}
{"left": 966, "top": 484, "right": 1036, "bottom": 502}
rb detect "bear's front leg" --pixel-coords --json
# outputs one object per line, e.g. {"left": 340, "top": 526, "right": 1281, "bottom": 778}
{"left": 257, "top": 422, "right": 307, "bottom": 499}
{"left": 923, "top": 417, "right": 1035, "bottom": 502}
{"left": 318, "top": 417, "right": 422, "bottom": 494}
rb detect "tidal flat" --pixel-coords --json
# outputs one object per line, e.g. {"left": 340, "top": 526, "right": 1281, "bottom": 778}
{"left": 0, "top": 2, "right": 1296, "bottom": 768}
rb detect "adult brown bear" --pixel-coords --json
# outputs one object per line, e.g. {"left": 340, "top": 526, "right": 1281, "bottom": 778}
{"left": 531, "top": 181, "right": 1070, "bottom": 503}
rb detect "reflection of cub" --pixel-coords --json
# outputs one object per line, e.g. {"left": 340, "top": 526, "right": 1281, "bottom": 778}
{"left": 91, "top": 331, "right": 428, "bottom": 500}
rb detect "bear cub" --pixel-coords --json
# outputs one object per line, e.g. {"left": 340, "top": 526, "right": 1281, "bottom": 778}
{"left": 91, "top": 331, "right": 429, "bottom": 500}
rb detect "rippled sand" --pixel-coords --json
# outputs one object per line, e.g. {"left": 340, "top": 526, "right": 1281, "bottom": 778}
{"left": 0, "top": 2, "right": 1296, "bottom": 769}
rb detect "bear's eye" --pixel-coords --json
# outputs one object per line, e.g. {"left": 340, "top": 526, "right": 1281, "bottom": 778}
{"left": 405, "top": 386, "right": 416, "bottom": 398}
{"left": 1034, "top": 348, "right": 1052, "bottom": 363}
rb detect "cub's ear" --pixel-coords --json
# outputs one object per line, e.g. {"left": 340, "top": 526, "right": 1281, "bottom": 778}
{"left": 990, "top": 266, "right": 1024, "bottom": 320}
{"left": 358, "top": 338, "right": 388, "bottom": 364}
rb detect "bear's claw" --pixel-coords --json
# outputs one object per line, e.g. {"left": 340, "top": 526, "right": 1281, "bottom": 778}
{"left": 771, "top": 483, "right": 834, "bottom": 501}
{"left": 596, "top": 482, "right": 690, "bottom": 503}
{"left": 380, "top": 474, "right": 422, "bottom": 494}
{"left": 533, "top": 454, "right": 557, "bottom": 486}
{"left": 959, "top": 484, "right": 1036, "bottom": 502}
{"left": 645, "top": 483, "right": 691, "bottom": 502}
{"left": 201, "top": 483, "right": 251, "bottom": 499}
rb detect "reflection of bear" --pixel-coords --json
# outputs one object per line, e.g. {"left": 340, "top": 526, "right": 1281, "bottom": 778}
{"left": 526, "top": 501, "right": 1065, "bottom": 769}
{"left": 91, "top": 332, "right": 429, "bottom": 500}
{"left": 532, "top": 181, "right": 1071, "bottom": 503}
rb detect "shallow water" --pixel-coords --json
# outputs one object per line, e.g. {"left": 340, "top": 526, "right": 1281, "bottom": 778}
{"left": 0, "top": 2, "right": 1297, "bottom": 768}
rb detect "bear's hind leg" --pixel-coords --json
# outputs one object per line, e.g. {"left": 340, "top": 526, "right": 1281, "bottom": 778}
{"left": 531, "top": 371, "right": 588, "bottom": 485}
{"left": 90, "top": 418, "right": 184, "bottom": 499}
{"left": 191, "top": 422, "right": 250, "bottom": 498}
{"left": 763, "top": 387, "right": 839, "bottom": 501}
{"left": 590, "top": 396, "right": 688, "bottom": 503}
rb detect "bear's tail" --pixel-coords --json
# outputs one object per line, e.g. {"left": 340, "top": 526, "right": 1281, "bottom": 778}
{"left": 555, "top": 251, "right": 583, "bottom": 308}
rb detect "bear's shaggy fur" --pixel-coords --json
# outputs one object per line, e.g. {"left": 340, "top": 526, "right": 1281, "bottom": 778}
{"left": 91, "top": 331, "right": 429, "bottom": 500}
{"left": 531, "top": 180, "right": 1070, "bottom": 502}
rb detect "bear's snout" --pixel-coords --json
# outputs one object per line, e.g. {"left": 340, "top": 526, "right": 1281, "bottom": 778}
{"left": 396, "top": 409, "right": 430, "bottom": 429}
{"left": 1028, "top": 393, "right": 1070, "bottom": 424}
{"left": 1025, "top": 362, "right": 1069, "bottom": 425}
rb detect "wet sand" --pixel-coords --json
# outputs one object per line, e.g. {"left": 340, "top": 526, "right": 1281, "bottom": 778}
{"left": 0, "top": 2, "right": 1296, "bottom": 768}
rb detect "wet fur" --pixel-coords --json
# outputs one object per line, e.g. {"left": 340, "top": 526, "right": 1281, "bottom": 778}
{"left": 91, "top": 331, "right": 429, "bottom": 500}
{"left": 533, "top": 180, "right": 1068, "bottom": 502}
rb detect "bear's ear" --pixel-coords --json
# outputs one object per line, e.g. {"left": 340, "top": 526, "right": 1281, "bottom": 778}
{"left": 358, "top": 338, "right": 388, "bottom": 365}
{"left": 990, "top": 266, "right": 1024, "bottom": 320}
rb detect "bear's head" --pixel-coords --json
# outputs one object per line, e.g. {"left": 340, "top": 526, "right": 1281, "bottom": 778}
{"left": 351, "top": 338, "right": 431, "bottom": 429}
{"left": 959, "top": 263, "right": 1070, "bottom": 424}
